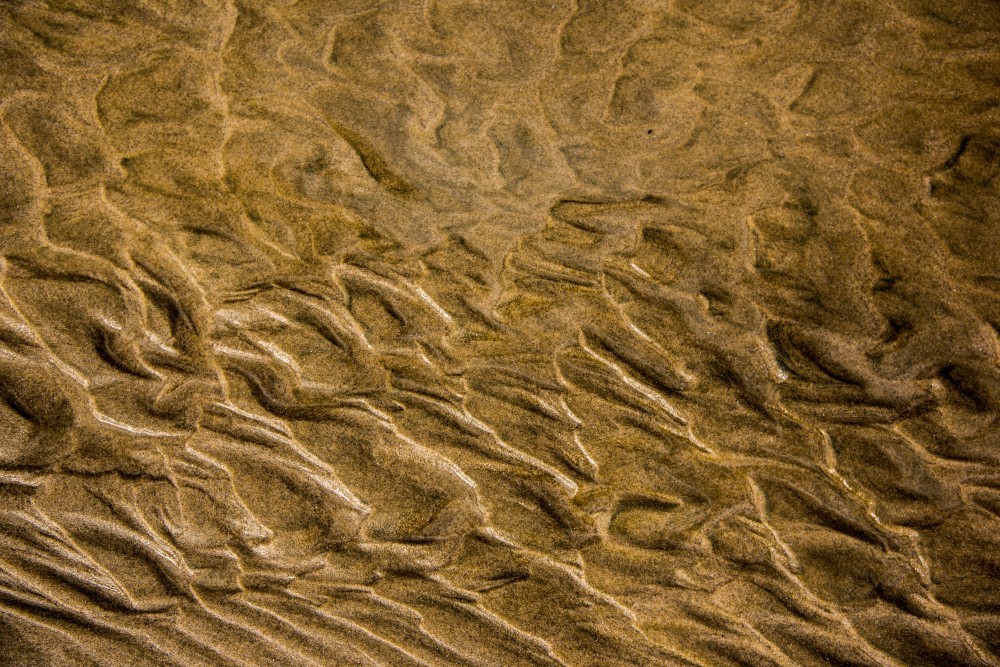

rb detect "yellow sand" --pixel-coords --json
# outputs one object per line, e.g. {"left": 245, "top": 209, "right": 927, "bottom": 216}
{"left": 0, "top": 1, "right": 999, "bottom": 665}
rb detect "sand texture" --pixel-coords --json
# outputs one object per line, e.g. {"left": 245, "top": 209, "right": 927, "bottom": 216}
{"left": 0, "top": 0, "right": 999, "bottom": 664}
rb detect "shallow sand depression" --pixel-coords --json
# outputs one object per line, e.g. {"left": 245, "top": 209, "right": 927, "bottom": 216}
{"left": 0, "top": 0, "right": 999, "bottom": 665}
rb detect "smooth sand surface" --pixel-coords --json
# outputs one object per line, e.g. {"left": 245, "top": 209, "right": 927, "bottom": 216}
{"left": 0, "top": 1, "right": 999, "bottom": 665}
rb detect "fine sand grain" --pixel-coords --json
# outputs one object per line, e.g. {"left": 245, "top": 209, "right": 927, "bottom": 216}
{"left": 0, "top": 1, "right": 999, "bottom": 665}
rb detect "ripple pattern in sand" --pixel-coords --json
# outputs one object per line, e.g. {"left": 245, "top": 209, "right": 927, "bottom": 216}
{"left": 0, "top": 1, "right": 999, "bottom": 665}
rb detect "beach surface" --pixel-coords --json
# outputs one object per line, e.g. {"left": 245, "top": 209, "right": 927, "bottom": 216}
{"left": 0, "top": 1, "right": 999, "bottom": 665}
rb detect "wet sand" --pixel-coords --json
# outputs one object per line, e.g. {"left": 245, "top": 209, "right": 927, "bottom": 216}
{"left": 1, "top": 0, "right": 999, "bottom": 665}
